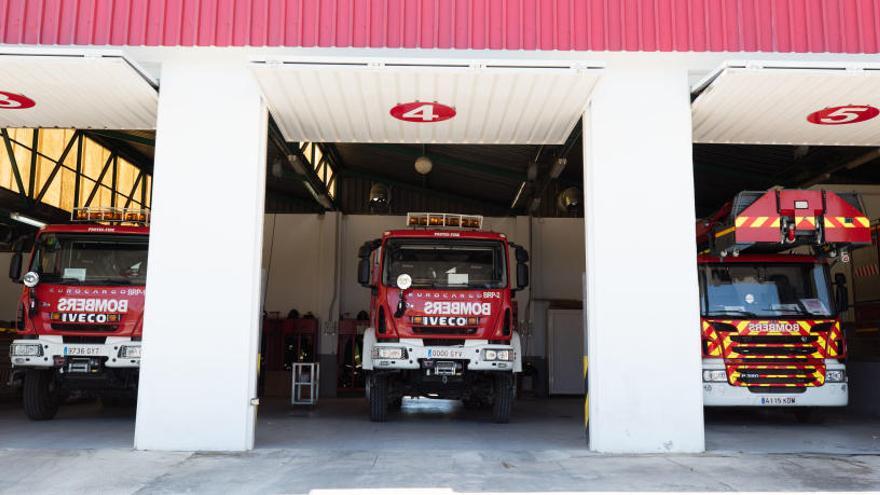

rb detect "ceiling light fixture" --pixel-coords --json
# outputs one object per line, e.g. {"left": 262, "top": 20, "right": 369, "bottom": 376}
{"left": 415, "top": 145, "right": 433, "bottom": 175}
{"left": 9, "top": 212, "right": 46, "bottom": 228}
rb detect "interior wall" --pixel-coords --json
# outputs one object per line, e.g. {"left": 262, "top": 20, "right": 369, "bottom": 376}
{"left": 0, "top": 252, "right": 20, "bottom": 323}
{"left": 813, "top": 184, "right": 880, "bottom": 417}
{"left": 262, "top": 213, "right": 586, "bottom": 363}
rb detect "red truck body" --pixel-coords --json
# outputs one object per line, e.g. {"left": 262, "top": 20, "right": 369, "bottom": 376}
{"left": 9, "top": 214, "right": 148, "bottom": 420}
{"left": 359, "top": 214, "right": 527, "bottom": 423}
{"left": 697, "top": 190, "right": 867, "bottom": 413}
{"left": 368, "top": 229, "right": 515, "bottom": 343}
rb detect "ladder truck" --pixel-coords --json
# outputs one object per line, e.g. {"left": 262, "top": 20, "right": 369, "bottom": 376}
{"left": 7, "top": 207, "right": 148, "bottom": 420}
{"left": 696, "top": 189, "right": 869, "bottom": 420}
{"left": 357, "top": 213, "right": 529, "bottom": 423}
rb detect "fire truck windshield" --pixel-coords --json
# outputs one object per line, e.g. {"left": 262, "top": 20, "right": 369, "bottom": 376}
{"left": 30, "top": 233, "right": 148, "bottom": 286}
{"left": 382, "top": 239, "right": 506, "bottom": 289}
{"left": 700, "top": 263, "right": 833, "bottom": 318}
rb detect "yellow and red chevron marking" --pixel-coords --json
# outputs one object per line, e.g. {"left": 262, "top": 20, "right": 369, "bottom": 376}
{"left": 854, "top": 264, "right": 880, "bottom": 279}
{"left": 726, "top": 363, "right": 825, "bottom": 387}
{"left": 702, "top": 318, "right": 840, "bottom": 387}
{"left": 823, "top": 216, "right": 870, "bottom": 229}
{"left": 826, "top": 322, "right": 843, "bottom": 357}
{"left": 701, "top": 320, "right": 722, "bottom": 357}
{"left": 734, "top": 216, "right": 869, "bottom": 229}
{"left": 735, "top": 216, "right": 781, "bottom": 229}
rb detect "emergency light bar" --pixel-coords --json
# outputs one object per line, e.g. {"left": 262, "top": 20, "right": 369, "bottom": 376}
{"left": 407, "top": 212, "right": 483, "bottom": 230}
{"left": 72, "top": 207, "right": 150, "bottom": 225}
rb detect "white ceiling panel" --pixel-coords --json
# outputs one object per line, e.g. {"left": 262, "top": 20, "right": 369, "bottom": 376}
{"left": 693, "top": 63, "right": 880, "bottom": 146}
{"left": 251, "top": 60, "right": 601, "bottom": 144}
{"left": 0, "top": 53, "right": 157, "bottom": 129}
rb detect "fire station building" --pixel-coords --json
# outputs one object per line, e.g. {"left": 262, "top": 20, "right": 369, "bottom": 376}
{"left": 0, "top": 0, "right": 878, "bottom": 460}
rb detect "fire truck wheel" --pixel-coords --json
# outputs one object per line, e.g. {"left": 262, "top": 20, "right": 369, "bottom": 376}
{"left": 22, "top": 369, "right": 60, "bottom": 421}
{"left": 492, "top": 373, "right": 513, "bottom": 424}
{"left": 369, "top": 374, "right": 388, "bottom": 422}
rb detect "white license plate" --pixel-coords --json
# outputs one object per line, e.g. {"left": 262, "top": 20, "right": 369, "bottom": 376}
{"left": 760, "top": 397, "right": 796, "bottom": 405}
{"left": 64, "top": 345, "right": 102, "bottom": 357}
{"left": 426, "top": 348, "right": 466, "bottom": 359}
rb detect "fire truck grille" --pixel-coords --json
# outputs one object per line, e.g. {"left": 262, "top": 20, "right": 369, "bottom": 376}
{"left": 62, "top": 336, "right": 107, "bottom": 344}
{"left": 727, "top": 334, "right": 820, "bottom": 359}
{"left": 51, "top": 323, "right": 119, "bottom": 333}
{"left": 728, "top": 364, "right": 825, "bottom": 388}
{"left": 422, "top": 339, "right": 466, "bottom": 346}
{"left": 412, "top": 327, "right": 477, "bottom": 335}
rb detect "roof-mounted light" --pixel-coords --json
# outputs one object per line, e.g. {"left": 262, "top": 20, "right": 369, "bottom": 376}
{"left": 72, "top": 207, "right": 150, "bottom": 225}
{"left": 406, "top": 212, "right": 483, "bottom": 230}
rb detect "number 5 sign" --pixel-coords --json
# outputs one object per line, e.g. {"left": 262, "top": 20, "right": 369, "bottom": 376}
{"left": 0, "top": 91, "right": 35, "bottom": 110}
{"left": 390, "top": 101, "right": 456, "bottom": 123}
{"left": 807, "top": 105, "right": 879, "bottom": 125}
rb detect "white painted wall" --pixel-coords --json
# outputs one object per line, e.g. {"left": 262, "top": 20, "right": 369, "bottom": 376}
{"left": 584, "top": 63, "right": 705, "bottom": 453}
{"left": 135, "top": 55, "right": 268, "bottom": 451}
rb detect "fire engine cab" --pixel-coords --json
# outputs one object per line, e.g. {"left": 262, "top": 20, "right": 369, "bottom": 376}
{"left": 7, "top": 207, "right": 149, "bottom": 420}
{"left": 357, "top": 213, "right": 529, "bottom": 423}
{"left": 696, "top": 190, "right": 869, "bottom": 420}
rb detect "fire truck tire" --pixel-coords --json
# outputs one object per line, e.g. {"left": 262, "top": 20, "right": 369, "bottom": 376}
{"left": 369, "top": 374, "right": 388, "bottom": 422}
{"left": 22, "top": 370, "right": 60, "bottom": 421}
{"left": 390, "top": 396, "right": 403, "bottom": 410}
{"left": 492, "top": 373, "right": 513, "bottom": 423}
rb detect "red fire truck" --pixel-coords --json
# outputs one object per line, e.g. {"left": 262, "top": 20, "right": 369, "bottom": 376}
{"left": 357, "top": 213, "right": 528, "bottom": 423}
{"left": 7, "top": 207, "right": 148, "bottom": 420}
{"left": 696, "top": 189, "right": 869, "bottom": 419}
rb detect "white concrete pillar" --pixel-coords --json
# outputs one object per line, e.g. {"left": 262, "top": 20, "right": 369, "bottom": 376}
{"left": 135, "top": 55, "right": 267, "bottom": 451}
{"left": 583, "top": 63, "right": 705, "bottom": 453}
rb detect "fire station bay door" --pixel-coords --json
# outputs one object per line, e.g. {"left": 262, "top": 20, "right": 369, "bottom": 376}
{"left": 692, "top": 61, "right": 880, "bottom": 146}
{"left": 0, "top": 51, "right": 157, "bottom": 129}
{"left": 249, "top": 59, "right": 602, "bottom": 144}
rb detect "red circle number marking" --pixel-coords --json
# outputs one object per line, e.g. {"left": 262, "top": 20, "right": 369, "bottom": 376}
{"left": 0, "top": 91, "right": 35, "bottom": 110}
{"left": 807, "top": 105, "right": 879, "bottom": 125}
{"left": 390, "top": 102, "right": 456, "bottom": 123}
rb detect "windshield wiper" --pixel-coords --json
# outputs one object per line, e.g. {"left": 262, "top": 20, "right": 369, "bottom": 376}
{"left": 94, "top": 279, "right": 134, "bottom": 285}
{"left": 705, "top": 309, "right": 760, "bottom": 318}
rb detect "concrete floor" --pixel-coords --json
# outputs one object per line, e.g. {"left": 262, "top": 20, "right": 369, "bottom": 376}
{"left": 0, "top": 397, "right": 879, "bottom": 493}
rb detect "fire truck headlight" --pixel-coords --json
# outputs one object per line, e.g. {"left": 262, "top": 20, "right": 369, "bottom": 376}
{"left": 482, "top": 349, "right": 513, "bottom": 361}
{"left": 22, "top": 271, "right": 39, "bottom": 288}
{"left": 373, "top": 347, "right": 407, "bottom": 360}
{"left": 825, "top": 370, "right": 846, "bottom": 383}
{"left": 118, "top": 345, "right": 141, "bottom": 359}
{"left": 702, "top": 370, "right": 727, "bottom": 383}
{"left": 10, "top": 343, "right": 42, "bottom": 357}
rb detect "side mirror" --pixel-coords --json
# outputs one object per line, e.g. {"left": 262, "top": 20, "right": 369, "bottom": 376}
{"left": 516, "top": 262, "right": 529, "bottom": 290}
{"left": 8, "top": 252, "right": 22, "bottom": 282}
{"left": 834, "top": 273, "right": 849, "bottom": 314}
{"left": 513, "top": 245, "right": 529, "bottom": 263}
{"left": 357, "top": 257, "right": 372, "bottom": 287}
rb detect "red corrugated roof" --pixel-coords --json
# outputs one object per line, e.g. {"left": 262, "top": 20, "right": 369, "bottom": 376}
{"left": 0, "top": 0, "right": 877, "bottom": 53}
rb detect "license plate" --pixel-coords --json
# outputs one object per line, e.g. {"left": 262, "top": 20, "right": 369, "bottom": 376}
{"left": 760, "top": 397, "right": 796, "bottom": 405}
{"left": 63, "top": 345, "right": 101, "bottom": 357}
{"left": 426, "top": 347, "right": 466, "bottom": 359}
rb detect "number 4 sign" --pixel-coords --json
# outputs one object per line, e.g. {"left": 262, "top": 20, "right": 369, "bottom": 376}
{"left": 807, "top": 105, "right": 879, "bottom": 125}
{"left": 390, "top": 101, "right": 456, "bottom": 123}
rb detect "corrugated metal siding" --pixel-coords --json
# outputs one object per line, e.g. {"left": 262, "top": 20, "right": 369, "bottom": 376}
{"left": 1, "top": 0, "right": 878, "bottom": 53}
{"left": 693, "top": 65, "right": 880, "bottom": 145}
{"left": 252, "top": 61, "right": 598, "bottom": 144}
